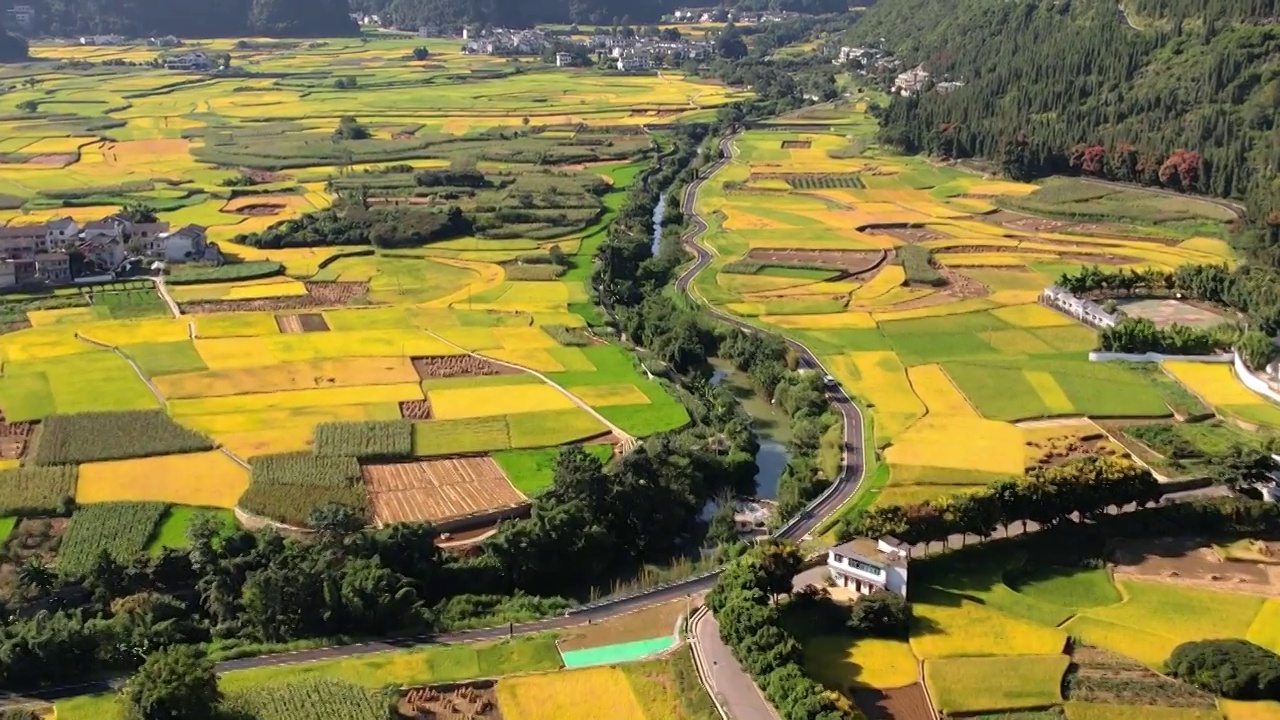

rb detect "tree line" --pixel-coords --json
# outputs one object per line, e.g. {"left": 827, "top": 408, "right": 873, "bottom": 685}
{"left": 843, "top": 456, "right": 1160, "bottom": 547}
{"left": 858, "top": 0, "right": 1280, "bottom": 252}
{"left": 707, "top": 541, "right": 862, "bottom": 720}
{"left": 349, "top": 0, "right": 850, "bottom": 30}
{"left": 1056, "top": 264, "right": 1278, "bottom": 366}
{"left": 0, "top": 22, "right": 26, "bottom": 61}
{"left": 29, "top": 0, "right": 357, "bottom": 38}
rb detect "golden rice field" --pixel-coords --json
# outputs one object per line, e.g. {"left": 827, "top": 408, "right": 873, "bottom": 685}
{"left": 495, "top": 668, "right": 648, "bottom": 720}
{"left": 75, "top": 450, "right": 250, "bottom": 508}
{"left": 429, "top": 384, "right": 577, "bottom": 420}
{"left": 694, "top": 111, "right": 1251, "bottom": 514}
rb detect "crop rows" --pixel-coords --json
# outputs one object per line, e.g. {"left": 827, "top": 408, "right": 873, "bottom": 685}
{"left": 314, "top": 420, "right": 413, "bottom": 460}
{"left": 58, "top": 502, "right": 167, "bottom": 577}
{"left": 224, "top": 680, "right": 388, "bottom": 720}
{"left": 782, "top": 173, "right": 866, "bottom": 189}
{"left": 244, "top": 452, "right": 367, "bottom": 527}
{"left": 250, "top": 452, "right": 362, "bottom": 486}
{"left": 0, "top": 466, "right": 76, "bottom": 516}
{"left": 31, "top": 410, "right": 214, "bottom": 466}
{"left": 898, "top": 245, "right": 946, "bottom": 287}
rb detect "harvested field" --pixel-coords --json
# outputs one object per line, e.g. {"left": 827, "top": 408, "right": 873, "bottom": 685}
{"left": 362, "top": 456, "right": 527, "bottom": 527}
{"left": 0, "top": 411, "right": 34, "bottom": 460}
{"left": 781, "top": 140, "right": 812, "bottom": 149}
{"left": 1065, "top": 644, "right": 1216, "bottom": 709}
{"left": 179, "top": 282, "right": 369, "bottom": 314}
{"left": 744, "top": 248, "right": 886, "bottom": 274}
{"left": 400, "top": 681, "right": 501, "bottom": 720}
{"left": 399, "top": 400, "right": 433, "bottom": 420}
{"left": 275, "top": 313, "right": 330, "bottom": 334}
{"left": 938, "top": 267, "right": 988, "bottom": 299}
{"left": 412, "top": 355, "right": 521, "bottom": 379}
{"left": 1110, "top": 536, "right": 1280, "bottom": 596}
{"left": 863, "top": 225, "right": 945, "bottom": 242}
{"left": 0, "top": 517, "right": 65, "bottom": 597}
{"left": 852, "top": 684, "right": 934, "bottom": 720}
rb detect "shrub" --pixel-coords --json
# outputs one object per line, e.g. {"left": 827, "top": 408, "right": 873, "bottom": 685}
{"left": 0, "top": 466, "right": 76, "bottom": 516}
{"left": 543, "top": 324, "right": 593, "bottom": 347}
{"left": 1167, "top": 639, "right": 1280, "bottom": 699}
{"left": 847, "top": 590, "right": 912, "bottom": 638}
{"left": 898, "top": 244, "right": 945, "bottom": 286}
{"left": 313, "top": 420, "right": 412, "bottom": 460}
{"left": 31, "top": 411, "right": 214, "bottom": 466}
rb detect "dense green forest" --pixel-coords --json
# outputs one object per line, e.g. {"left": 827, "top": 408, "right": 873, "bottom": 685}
{"left": 0, "top": 22, "right": 27, "bottom": 60}
{"left": 857, "top": 0, "right": 1280, "bottom": 262}
{"left": 350, "top": 0, "right": 850, "bottom": 29}
{"left": 28, "top": 0, "right": 357, "bottom": 38}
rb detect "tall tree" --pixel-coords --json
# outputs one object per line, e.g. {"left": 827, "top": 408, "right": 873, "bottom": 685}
{"left": 121, "top": 645, "right": 219, "bottom": 720}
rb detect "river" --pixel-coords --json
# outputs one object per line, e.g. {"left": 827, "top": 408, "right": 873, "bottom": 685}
{"left": 710, "top": 360, "right": 791, "bottom": 499}
{"left": 650, "top": 191, "right": 667, "bottom": 255}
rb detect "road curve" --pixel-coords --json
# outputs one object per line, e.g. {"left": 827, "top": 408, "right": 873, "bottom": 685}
{"left": 676, "top": 132, "right": 868, "bottom": 539}
{"left": 22, "top": 134, "right": 869, "bottom": 704}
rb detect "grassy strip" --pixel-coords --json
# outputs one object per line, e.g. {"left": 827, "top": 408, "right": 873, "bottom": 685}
{"left": 166, "top": 261, "right": 284, "bottom": 285}
{"left": 898, "top": 244, "right": 945, "bottom": 286}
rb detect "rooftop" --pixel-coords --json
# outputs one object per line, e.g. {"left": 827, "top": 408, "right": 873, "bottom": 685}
{"left": 831, "top": 536, "right": 909, "bottom": 568}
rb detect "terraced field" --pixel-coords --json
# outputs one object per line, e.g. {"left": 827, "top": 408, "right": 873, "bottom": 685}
{"left": 691, "top": 111, "right": 1250, "bottom": 508}
{"left": 0, "top": 39, "right": 694, "bottom": 550}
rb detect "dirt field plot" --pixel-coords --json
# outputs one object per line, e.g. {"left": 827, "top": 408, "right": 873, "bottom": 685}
{"left": 413, "top": 355, "right": 521, "bottom": 379}
{"left": 400, "top": 681, "right": 501, "bottom": 720}
{"left": 0, "top": 412, "right": 35, "bottom": 460}
{"left": 745, "top": 248, "right": 886, "bottom": 274}
{"left": 558, "top": 599, "right": 691, "bottom": 651}
{"left": 400, "top": 400, "right": 434, "bottom": 420}
{"left": 863, "top": 226, "right": 946, "bottom": 242}
{"left": 1110, "top": 537, "right": 1280, "bottom": 596}
{"left": 180, "top": 282, "right": 369, "bottom": 314}
{"left": 852, "top": 684, "right": 934, "bottom": 720}
{"left": 362, "top": 456, "right": 527, "bottom": 526}
{"left": 781, "top": 140, "right": 812, "bottom": 149}
{"left": 1114, "top": 299, "right": 1230, "bottom": 329}
{"left": 275, "top": 313, "right": 330, "bottom": 334}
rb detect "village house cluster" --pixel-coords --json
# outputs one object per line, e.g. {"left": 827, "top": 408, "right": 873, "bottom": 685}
{"left": 0, "top": 216, "right": 213, "bottom": 289}
{"left": 4, "top": 3, "right": 34, "bottom": 32}
{"left": 450, "top": 25, "right": 712, "bottom": 72}
{"left": 835, "top": 45, "right": 967, "bottom": 96}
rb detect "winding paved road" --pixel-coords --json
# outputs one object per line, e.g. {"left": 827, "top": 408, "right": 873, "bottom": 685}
{"left": 20, "top": 134, "right": 870, "bottom": 709}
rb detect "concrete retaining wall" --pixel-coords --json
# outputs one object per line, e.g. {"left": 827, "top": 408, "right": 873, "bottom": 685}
{"left": 1232, "top": 353, "right": 1280, "bottom": 404}
{"left": 1088, "top": 351, "right": 1235, "bottom": 364}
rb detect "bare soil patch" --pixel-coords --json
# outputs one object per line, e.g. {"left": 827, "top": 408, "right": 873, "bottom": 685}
{"left": 26, "top": 154, "right": 76, "bottom": 167}
{"left": 275, "top": 313, "right": 329, "bottom": 334}
{"left": 1110, "top": 536, "right": 1280, "bottom": 595}
{"left": 363, "top": 456, "right": 527, "bottom": 527}
{"left": 939, "top": 267, "right": 988, "bottom": 299}
{"left": 411, "top": 355, "right": 520, "bottom": 379}
{"left": 0, "top": 412, "right": 35, "bottom": 460}
{"left": 229, "top": 203, "right": 286, "bottom": 217}
{"left": 399, "top": 400, "right": 433, "bottom": 420}
{"left": 242, "top": 168, "right": 287, "bottom": 183}
{"left": 862, "top": 225, "right": 945, "bottom": 243}
{"left": 852, "top": 684, "right": 933, "bottom": 720}
{"left": 1026, "top": 431, "right": 1120, "bottom": 470}
{"left": 558, "top": 598, "right": 692, "bottom": 651}
{"left": 781, "top": 140, "right": 812, "bottom": 149}
{"left": 399, "top": 681, "right": 501, "bottom": 720}
{"left": 745, "top": 248, "right": 886, "bottom": 275}
{"left": 1066, "top": 644, "right": 1216, "bottom": 708}
{"left": 180, "top": 281, "right": 369, "bottom": 314}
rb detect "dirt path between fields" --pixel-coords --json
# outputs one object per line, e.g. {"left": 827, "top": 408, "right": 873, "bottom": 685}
{"left": 419, "top": 328, "right": 636, "bottom": 446}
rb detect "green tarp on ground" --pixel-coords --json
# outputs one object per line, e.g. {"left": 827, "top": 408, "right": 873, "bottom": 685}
{"left": 559, "top": 636, "right": 676, "bottom": 668}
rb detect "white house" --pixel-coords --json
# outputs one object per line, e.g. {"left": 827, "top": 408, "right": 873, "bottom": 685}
{"left": 894, "top": 65, "right": 930, "bottom": 96}
{"left": 5, "top": 4, "right": 35, "bottom": 31}
{"left": 162, "top": 51, "right": 211, "bottom": 71}
{"left": 617, "top": 55, "right": 651, "bottom": 72}
{"left": 1040, "top": 286, "right": 1119, "bottom": 329}
{"left": 555, "top": 52, "right": 573, "bottom": 67}
{"left": 45, "top": 217, "right": 79, "bottom": 247}
{"left": 158, "top": 224, "right": 210, "bottom": 263}
{"left": 827, "top": 536, "right": 910, "bottom": 598}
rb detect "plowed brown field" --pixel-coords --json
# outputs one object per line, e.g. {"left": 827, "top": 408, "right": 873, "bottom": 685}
{"left": 362, "top": 456, "right": 526, "bottom": 526}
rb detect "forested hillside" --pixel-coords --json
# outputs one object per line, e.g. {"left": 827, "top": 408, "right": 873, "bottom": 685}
{"left": 349, "top": 0, "right": 848, "bottom": 29}
{"left": 0, "top": 22, "right": 28, "bottom": 61}
{"left": 34, "top": 0, "right": 358, "bottom": 37}
{"left": 856, "top": 0, "right": 1280, "bottom": 257}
